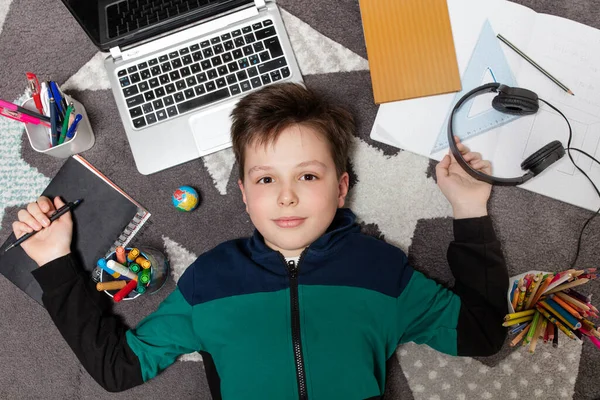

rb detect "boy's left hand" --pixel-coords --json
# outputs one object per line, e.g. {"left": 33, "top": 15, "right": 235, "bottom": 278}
{"left": 436, "top": 136, "right": 492, "bottom": 219}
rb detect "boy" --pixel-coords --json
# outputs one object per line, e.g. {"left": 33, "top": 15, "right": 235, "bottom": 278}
{"left": 13, "top": 83, "right": 508, "bottom": 399}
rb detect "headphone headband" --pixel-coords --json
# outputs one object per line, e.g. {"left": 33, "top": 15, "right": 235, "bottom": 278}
{"left": 447, "top": 83, "right": 561, "bottom": 186}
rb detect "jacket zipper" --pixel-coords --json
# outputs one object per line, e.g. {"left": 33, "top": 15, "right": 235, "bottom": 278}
{"left": 281, "top": 250, "right": 309, "bottom": 400}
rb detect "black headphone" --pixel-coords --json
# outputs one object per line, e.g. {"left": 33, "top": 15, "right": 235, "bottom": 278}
{"left": 448, "top": 82, "right": 568, "bottom": 186}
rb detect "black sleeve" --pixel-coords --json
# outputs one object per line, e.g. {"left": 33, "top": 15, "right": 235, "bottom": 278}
{"left": 31, "top": 254, "right": 144, "bottom": 392}
{"left": 448, "top": 216, "right": 509, "bottom": 356}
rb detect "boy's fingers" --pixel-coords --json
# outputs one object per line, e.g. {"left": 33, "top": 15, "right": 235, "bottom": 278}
{"left": 463, "top": 151, "right": 482, "bottom": 163}
{"left": 37, "top": 196, "right": 54, "bottom": 214}
{"left": 12, "top": 221, "right": 34, "bottom": 238}
{"left": 26, "top": 201, "right": 51, "bottom": 228}
{"left": 456, "top": 142, "right": 470, "bottom": 155}
{"left": 53, "top": 197, "right": 72, "bottom": 222}
{"left": 470, "top": 160, "right": 492, "bottom": 173}
{"left": 436, "top": 155, "right": 451, "bottom": 177}
{"left": 17, "top": 209, "right": 42, "bottom": 231}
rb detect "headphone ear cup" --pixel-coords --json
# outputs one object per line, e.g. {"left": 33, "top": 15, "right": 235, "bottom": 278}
{"left": 492, "top": 95, "right": 539, "bottom": 115}
{"left": 521, "top": 140, "right": 565, "bottom": 175}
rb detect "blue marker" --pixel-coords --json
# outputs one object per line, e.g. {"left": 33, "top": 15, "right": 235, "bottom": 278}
{"left": 96, "top": 258, "right": 121, "bottom": 279}
{"left": 65, "top": 114, "right": 82, "bottom": 140}
{"left": 49, "top": 81, "right": 65, "bottom": 117}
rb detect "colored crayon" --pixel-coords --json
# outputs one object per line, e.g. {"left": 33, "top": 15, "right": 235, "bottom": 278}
{"left": 552, "top": 324, "right": 559, "bottom": 347}
{"left": 505, "top": 309, "right": 536, "bottom": 321}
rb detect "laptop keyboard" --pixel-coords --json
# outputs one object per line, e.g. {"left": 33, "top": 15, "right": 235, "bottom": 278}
{"left": 106, "top": 0, "right": 209, "bottom": 38}
{"left": 116, "top": 19, "right": 292, "bottom": 129}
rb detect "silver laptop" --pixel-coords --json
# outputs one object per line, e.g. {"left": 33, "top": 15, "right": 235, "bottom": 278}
{"left": 60, "top": 0, "right": 303, "bottom": 174}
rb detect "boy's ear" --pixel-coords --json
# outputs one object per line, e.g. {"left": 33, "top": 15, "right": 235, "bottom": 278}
{"left": 238, "top": 179, "right": 249, "bottom": 212}
{"left": 337, "top": 172, "right": 350, "bottom": 208}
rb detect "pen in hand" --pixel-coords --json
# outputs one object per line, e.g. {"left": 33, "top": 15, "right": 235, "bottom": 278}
{"left": 3, "top": 199, "right": 83, "bottom": 253}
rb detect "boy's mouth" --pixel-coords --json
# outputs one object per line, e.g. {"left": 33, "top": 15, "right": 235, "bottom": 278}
{"left": 273, "top": 217, "right": 306, "bottom": 228}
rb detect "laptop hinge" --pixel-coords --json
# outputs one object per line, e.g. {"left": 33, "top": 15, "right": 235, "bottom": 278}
{"left": 109, "top": 46, "right": 123, "bottom": 61}
{"left": 115, "top": 5, "right": 260, "bottom": 61}
{"left": 254, "top": 0, "right": 266, "bottom": 10}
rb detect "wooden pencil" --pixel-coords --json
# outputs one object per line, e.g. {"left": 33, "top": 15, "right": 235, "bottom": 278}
{"left": 530, "top": 275, "right": 554, "bottom": 306}
{"left": 510, "top": 322, "right": 531, "bottom": 347}
{"left": 556, "top": 292, "right": 591, "bottom": 311}
{"left": 524, "top": 273, "right": 542, "bottom": 310}
{"left": 545, "top": 278, "right": 590, "bottom": 295}
{"left": 550, "top": 294, "right": 584, "bottom": 319}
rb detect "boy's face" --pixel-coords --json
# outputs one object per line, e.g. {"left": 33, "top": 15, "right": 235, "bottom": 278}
{"left": 238, "top": 124, "right": 349, "bottom": 257}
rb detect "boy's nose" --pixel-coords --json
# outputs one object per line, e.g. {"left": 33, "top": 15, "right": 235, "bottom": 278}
{"left": 278, "top": 186, "right": 298, "bottom": 207}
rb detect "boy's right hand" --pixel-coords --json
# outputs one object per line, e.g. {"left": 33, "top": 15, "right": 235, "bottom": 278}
{"left": 12, "top": 196, "right": 73, "bottom": 267}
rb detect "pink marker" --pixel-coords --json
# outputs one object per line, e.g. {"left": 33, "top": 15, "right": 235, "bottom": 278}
{"left": 0, "top": 99, "right": 50, "bottom": 126}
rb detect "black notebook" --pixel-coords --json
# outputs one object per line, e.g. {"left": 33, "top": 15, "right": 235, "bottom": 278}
{"left": 0, "top": 155, "right": 151, "bottom": 305}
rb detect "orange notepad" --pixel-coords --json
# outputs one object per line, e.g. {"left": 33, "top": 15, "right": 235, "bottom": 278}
{"left": 359, "top": 0, "right": 461, "bottom": 104}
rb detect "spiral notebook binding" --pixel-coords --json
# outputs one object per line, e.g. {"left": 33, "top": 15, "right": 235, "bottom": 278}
{"left": 105, "top": 209, "right": 152, "bottom": 256}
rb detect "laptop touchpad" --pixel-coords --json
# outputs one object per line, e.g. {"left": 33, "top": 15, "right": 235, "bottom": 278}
{"left": 189, "top": 102, "right": 234, "bottom": 153}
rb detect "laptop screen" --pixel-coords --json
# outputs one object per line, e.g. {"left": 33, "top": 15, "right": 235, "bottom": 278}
{"left": 61, "top": 0, "right": 252, "bottom": 52}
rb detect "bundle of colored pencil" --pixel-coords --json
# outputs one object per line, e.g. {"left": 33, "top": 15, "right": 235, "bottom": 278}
{"left": 504, "top": 268, "right": 600, "bottom": 353}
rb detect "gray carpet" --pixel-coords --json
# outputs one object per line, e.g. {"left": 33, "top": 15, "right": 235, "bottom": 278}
{"left": 1, "top": 0, "right": 599, "bottom": 399}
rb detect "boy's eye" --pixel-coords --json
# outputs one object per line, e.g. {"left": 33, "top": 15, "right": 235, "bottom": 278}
{"left": 257, "top": 177, "right": 273, "bottom": 184}
{"left": 300, "top": 174, "right": 317, "bottom": 181}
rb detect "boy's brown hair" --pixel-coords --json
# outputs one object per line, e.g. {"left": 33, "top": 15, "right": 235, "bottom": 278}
{"left": 230, "top": 83, "right": 355, "bottom": 181}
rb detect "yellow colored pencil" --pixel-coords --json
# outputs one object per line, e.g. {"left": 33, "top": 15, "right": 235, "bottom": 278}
{"left": 535, "top": 306, "right": 578, "bottom": 341}
{"left": 524, "top": 273, "right": 542, "bottom": 310}
{"left": 530, "top": 275, "right": 553, "bottom": 306}
{"left": 516, "top": 286, "right": 527, "bottom": 312}
{"left": 503, "top": 315, "right": 534, "bottom": 327}
{"left": 505, "top": 309, "right": 536, "bottom": 321}
{"left": 545, "top": 278, "right": 589, "bottom": 295}
{"left": 539, "top": 301, "right": 578, "bottom": 330}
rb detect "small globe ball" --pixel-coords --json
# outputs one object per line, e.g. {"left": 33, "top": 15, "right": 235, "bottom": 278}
{"left": 172, "top": 186, "right": 199, "bottom": 212}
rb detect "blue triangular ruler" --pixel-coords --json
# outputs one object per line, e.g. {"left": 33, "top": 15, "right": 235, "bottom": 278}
{"left": 431, "top": 20, "right": 519, "bottom": 154}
